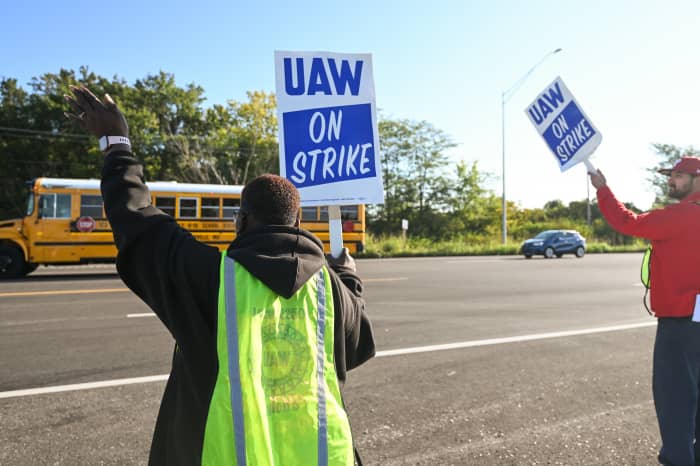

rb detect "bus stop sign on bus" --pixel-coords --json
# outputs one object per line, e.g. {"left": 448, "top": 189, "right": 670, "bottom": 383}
{"left": 75, "top": 216, "right": 96, "bottom": 233}
{"left": 274, "top": 51, "right": 384, "bottom": 206}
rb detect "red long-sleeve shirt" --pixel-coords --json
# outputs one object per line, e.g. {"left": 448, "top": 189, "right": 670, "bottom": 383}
{"left": 596, "top": 186, "right": 700, "bottom": 318}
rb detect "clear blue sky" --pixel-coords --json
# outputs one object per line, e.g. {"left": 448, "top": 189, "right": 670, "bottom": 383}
{"left": 3, "top": 0, "right": 699, "bottom": 209}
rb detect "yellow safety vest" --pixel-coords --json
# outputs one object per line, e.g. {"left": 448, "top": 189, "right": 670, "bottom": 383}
{"left": 641, "top": 246, "right": 651, "bottom": 289}
{"left": 201, "top": 253, "right": 354, "bottom": 465}
{"left": 640, "top": 246, "right": 653, "bottom": 315}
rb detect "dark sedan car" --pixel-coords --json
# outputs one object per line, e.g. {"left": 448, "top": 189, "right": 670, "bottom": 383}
{"left": 520, "top": 230, "right": 586, "bottom": 259}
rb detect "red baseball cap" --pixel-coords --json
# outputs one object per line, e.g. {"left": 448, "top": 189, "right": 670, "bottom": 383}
{"left": 658, "top": 156, "right": 700, "bottom": 176}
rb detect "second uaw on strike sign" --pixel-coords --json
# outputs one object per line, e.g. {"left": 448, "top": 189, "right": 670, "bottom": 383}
{"left": 274, "top": 50, "right": 384, "bottom": 207}
{"left": 525, "top": 76, "right": 602, "bottom": 172}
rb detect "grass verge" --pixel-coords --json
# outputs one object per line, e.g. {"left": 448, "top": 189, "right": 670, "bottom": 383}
{"left": 357, "top": 235, "right": 647, "bottom": 258}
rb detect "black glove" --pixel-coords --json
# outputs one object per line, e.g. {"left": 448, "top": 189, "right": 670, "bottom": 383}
{"left": 326, "top": 247, "right": 356, "bottom": 273}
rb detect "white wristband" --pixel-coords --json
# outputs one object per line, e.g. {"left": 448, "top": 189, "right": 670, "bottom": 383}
{"left": 99, "top": 135, "right": 131, "bottom": 152}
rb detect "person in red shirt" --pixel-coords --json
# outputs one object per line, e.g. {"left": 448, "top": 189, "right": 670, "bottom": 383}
{"left": 590, "top": 157, "right": 700, "bottom": 466}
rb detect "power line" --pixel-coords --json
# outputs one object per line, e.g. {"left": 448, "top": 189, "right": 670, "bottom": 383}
{"left": 0, "top": 126, "right": 90, "bottom": 140}
{"left": 0, "top": 126, "right": 277, "bottom": 150}
{"left": 0, "top": 127, "right": 279, "bottom": 158}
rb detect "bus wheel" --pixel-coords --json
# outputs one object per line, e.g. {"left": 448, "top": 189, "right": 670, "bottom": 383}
{"left": 25, "top": 263, "right": 39, "bottom": 275}
{"left": 0, "top": 245, "right": 27, "bottom": 279}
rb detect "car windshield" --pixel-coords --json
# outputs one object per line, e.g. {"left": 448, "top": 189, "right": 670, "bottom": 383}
{"left": 534, "top": 231, "right": 555, "bottom": 240}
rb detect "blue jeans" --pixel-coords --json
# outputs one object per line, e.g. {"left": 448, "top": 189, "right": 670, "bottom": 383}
{"left": 653, "top": 318, "right": 700, "bottom": 466}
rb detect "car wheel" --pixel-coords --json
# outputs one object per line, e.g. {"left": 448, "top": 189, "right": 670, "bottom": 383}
{"left": 0, "top": 244, "right": 27, "bottom": 279}
{"left": 524, "top": 254, "right": 532, "bottom": 259}
{"left": 575, "top": 246, "right": 585, "bottom": 258}
{"left": 544, "top": 247, "right": 555, "bottom": 259}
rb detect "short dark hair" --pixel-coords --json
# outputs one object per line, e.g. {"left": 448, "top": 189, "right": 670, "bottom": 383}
{"left": 240, "top": 174, "right": 300, "bottom": 225}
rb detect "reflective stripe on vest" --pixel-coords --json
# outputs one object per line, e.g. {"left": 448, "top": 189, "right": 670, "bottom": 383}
{"left": 641, "top": 246, "right": 651, "bottom": 288}
{"left": 201, "top": 253, "right": 354, "bottom": 465}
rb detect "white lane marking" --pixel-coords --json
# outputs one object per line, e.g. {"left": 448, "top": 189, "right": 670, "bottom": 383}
{"left": 376, "top": 321, "right": 656, "bottom": 357}
{"left": 0, "top": 288, "right": 128, "bottom": 298}
{"left": 444, "top": 259, "right": 507, "bottom": 264}
{"left": 127, "top": 313, "right": 156, "bottom": 318}
{"left": 364, "top": 277, "right": 408, "bottom": 283}
{"left": 0, "top": 320, "right": 656, "bottom": 399}
{"left": 0, "top": 375, "right": 168, "bottom": 399}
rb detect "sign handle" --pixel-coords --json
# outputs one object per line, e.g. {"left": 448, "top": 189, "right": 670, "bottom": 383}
{"left": 583, "top": 158, "right": 597, "bottom": 174}
{"left": 328, "top": 205, "right": 343, "bottom": 258}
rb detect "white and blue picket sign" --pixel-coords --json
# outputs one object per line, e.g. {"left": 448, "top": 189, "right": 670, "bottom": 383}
{"left": 525, "top": 76, "right": 601, "bottom": 172}
{"left": 275, "top": 51, "right": 384, "bottom": 205}
{"left": 275, "top": 51, "right": 384, "bottom": 257}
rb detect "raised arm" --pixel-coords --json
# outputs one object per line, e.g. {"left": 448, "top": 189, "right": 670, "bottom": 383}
{"left": 65, "top": 86, "right": 220, "bottom": 346}
{"left": 590, "top": 169, "right": 674, "bottom": 241}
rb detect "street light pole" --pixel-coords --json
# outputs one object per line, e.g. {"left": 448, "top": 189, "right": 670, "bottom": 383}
{"left": 586, "top": 173, "right": 592, "bottom": 225}
{"left": 501, "top": 92, "right": 507, "bottom": 244}
{"left": 501, "top": 47, "right": 562, "bottom": 244}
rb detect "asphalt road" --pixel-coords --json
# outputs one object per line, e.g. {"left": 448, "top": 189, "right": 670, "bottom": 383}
{"left": 0, "top": 254, "right": 661, "bottom": 465}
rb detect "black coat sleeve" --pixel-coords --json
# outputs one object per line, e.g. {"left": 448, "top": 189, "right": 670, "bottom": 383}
{"left": 327, "top": 263, "right": 375, "bottom": 383}
{"left": 100, "top": 150, "right": 221, "bottom": 356}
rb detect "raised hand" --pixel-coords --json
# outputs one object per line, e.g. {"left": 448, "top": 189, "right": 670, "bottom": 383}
{"left": 64, "top": 85, "right": 128, "bottom": 139}
{"left": 589, "top": 169, "right": 607, "bottom": 190}
{"left": 326, "top": 247, "right": 357, "bottom": 273}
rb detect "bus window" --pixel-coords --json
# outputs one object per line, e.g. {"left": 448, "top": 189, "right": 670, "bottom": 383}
{"left": 39, "top": 195, "right": 52, "bottom": 218}
{"left": 301, "top": 207, "right": 318, "bottom": 221}
{"left": 155, "top": 197, "right": 175, "bottom": 217}
{"left": 319, "top": 207, "right": 328, "bottom": 221}
{"left": 26, "top": 192, "right": 35, "bottom": 216}
{"left": 179, "top": 198, "right": 198, "bottom": 219}
{"left": 340, "top": 205, "right": 358, "bottom": 220}
{"left": 80, "top": 195, "right": 104, "bottom": 218}
{"left": 56, "top": 195, "right": 71, "bottom": 218}
{"left": 222, "top": 198, "right": 240, "bottom": 219}
{"left": 202, "top": 198, "right": 220, "bottom": 218}
{"left": 38, "top": 194, "right": 71, "bottom": 219}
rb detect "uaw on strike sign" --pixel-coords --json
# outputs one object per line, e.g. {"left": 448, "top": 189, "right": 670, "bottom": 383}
{"left": 274, "top": 51, "right": 384, "bottom": 206}
{"left": 525, "top": 76, "right": 601, "bottom": 172}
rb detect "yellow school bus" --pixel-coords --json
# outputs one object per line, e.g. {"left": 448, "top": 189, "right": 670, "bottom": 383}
{"left": 0, "top": 177, "right": 366, "bottom": 278}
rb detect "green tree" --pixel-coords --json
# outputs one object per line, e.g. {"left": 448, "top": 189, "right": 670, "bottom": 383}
{"left": 229, "top": 90, "right": 278, "bottom": 183}
{"left": 373, "top": 118, "right": 415, "bottom": 232}
{"left": 371, "top": 118, "right": 456, "bottom": 237}
{"left": 200, "top": 102, "right": 240, "bottom": 184}
{"left": 444, "top": 161, "right": 498, "bottom": 239}
{"left": 0, "top": 67, "right": 106, "bottom": 219}
{"left": 198, "top": 91, "right": 279, "bottom": 185}
{"left": 0, "top": 68, "right": 281, "bottom": 220}
{"left": 0, "top": 78, "right": 34, "bottom": 218}
{"left": 127, "top": 71, "right": 208, "bottom": 181}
